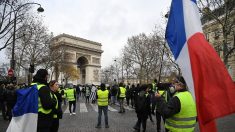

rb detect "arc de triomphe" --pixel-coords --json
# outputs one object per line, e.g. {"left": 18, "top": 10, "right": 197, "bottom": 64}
{"left": 51, "top": 33, "right": 103, "bottom": 85}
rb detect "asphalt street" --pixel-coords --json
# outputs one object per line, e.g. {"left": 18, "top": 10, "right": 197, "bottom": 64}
{"left": 1, "top": 97, "right": 235, "bottom": 132}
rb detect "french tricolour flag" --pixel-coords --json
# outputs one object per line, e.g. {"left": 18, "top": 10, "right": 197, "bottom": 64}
{"left": 166, "top": 0, "right": 235, "bottom": 131}
{"left": 6, "top": 85, "right": 38, "bottom": 132}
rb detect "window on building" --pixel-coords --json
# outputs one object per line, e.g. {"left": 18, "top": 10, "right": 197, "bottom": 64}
{"left": 92, "top": 57, "right": 100, "bottom": 64}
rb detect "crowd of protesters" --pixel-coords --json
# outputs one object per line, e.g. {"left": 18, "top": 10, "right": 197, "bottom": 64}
{"left": 0, "top": 68, "right": 197, "bottom": 132}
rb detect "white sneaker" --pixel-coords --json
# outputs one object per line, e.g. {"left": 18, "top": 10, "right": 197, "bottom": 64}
{"left": 70, "top": 113, "right": 72, "bottom": 115}
{"left": 72, "top": 112, "right": 76, "bottom": 115}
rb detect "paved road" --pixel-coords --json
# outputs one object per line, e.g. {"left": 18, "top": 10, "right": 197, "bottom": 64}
{"left": 1, "top": 97, "right": 235, "bottom": 132}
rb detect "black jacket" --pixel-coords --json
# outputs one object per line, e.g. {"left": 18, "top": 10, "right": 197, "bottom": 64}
{"left": 33, "top": 80, "right": 57, "bottom": 117}
{"left": 155, "top": 90, "right": 188, "bottom": 118}
{"left": 54, "top": 91, "right": 63, "bottom": 119}
{"left": 135, "top": 90, "right": 151, "bottom": 118}
{"left": 5, "top": 88, "right": 17, "bottom": 107}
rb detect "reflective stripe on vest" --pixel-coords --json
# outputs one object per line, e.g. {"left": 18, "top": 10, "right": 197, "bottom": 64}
{"left": 66, "top": 88, "right": 75, "bottom": 101}
{"left": 152, "top": 82, "right": 157, "bottom": 92}
{"left": 165, "top": 91, "right": 197, "bottom": 132}
{"left": 119, "top": 87, "right": 126, "bottom": 98}
{"left": 32, "top": 83, "right": 54, "bottom": 115}
{"left": 97, "top": 90, "right": 109, "bottom": 106}
{"left": 53, "top": 93, "right": 58, "bottom": 118}
{"left": 159, "top": 90, "right": 167, "bottom": 101}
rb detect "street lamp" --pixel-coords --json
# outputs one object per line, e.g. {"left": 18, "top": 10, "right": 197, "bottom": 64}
{"left": 8, "top": 2, "right": 44, "bottom": 72}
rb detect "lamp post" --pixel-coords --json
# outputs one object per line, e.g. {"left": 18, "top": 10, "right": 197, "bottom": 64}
{"left": 8, "top": 2, "right": 44, "bottom": 72}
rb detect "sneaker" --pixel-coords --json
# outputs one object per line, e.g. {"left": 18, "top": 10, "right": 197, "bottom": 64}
{"left": 95, "top": 125, "right": 101, "bottom": 128}
{"left": 72, "top": 112, "right": 76, "bottom": 115}
{"left": 133, "top": 126, "right": 140, "bottom": 131}
{"left": 105, "top": 125, "right": 109, "bottom": 128}
{"left": 70, "top": 113, "right": 72, "bottom": 116}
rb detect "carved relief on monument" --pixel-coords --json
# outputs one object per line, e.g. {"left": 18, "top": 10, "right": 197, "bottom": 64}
{"left": 64, "top": 52, "right": 75, "bottom": 62}
{"left": 92, "top": 57, "right": 100, "bottom": 64}
{"left": 93, "top": 69, "right": 99, "bottom": 82}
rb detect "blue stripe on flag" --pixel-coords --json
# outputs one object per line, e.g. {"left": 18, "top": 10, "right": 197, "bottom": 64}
{"left": 12, "top": 85, "right": 38, "bottom": 117}
{"left": 191, "top": 0, "right": 197, "bottom": 4}
{"left": 165, "top": 0, "right": 187, "bottom": 59}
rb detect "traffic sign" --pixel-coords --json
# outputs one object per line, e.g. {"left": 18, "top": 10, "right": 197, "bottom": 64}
{"left": 8, "top": 68, "right": 14, "bottom": 77}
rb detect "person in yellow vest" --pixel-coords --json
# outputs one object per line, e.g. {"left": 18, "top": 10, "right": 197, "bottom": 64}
{"left": 95, "top": 83, "right": 110, "bottom": 128}
{"left": 32, "top": 69, "right": 57, "bottom": 132}
{"left": 155, "top": 83, "right": 169, "bottom": 132}
{"left": 117, "top": 82, "right": 126, "bottom": 113}
{"left": 155, "top": 76, "right": 197, "bottom": 132}
{"left": 66, "top": 86, "right": 76, "bottom": 115}
{"left": 49, "top": 80, "right": 63, "bottom": 132}
{"left": 151, "top": 79, "right": 158, "bottom": 115}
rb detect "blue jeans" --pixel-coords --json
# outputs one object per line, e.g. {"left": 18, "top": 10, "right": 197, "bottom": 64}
{"left": 97, "top": 106, "right": 108, "bottom": 126}
{"left": 119, "top": 98, "right": 125, "bottom": 112}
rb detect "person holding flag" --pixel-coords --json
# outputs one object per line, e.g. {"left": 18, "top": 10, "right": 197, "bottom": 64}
{"left": 155, "top": 76, "right": 197, "bottom": 132}
{"left": 165, "top": 0, "right": 235, "bottom": 131}
{"left": 6, "top": 69, "right": 57, "bottom": 132}
{"left": 32, "top": 69, "right": 57, "bottom": 132}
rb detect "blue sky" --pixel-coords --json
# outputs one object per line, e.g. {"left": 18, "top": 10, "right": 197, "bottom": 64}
{"left": 1, "top": 0, "right": 171, "bottom": 67}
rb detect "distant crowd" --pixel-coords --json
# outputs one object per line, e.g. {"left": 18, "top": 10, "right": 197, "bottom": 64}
{"left": 0, "top": 69, "right": 197, "bottom": 132}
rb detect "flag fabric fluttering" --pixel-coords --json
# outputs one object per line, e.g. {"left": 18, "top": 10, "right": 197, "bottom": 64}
{"left": 165, "top": 0, "right": 235, "bottom": 131}
{"left": 6, "top": 85, "right": 38, "bottom": 132}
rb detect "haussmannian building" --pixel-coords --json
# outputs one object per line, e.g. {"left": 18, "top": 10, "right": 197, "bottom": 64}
{"left": 201, "top": 7, "right": 235, "bottom": 81}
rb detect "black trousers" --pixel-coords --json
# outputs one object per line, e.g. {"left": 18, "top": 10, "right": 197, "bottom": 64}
{"left": 134, "top": 113, "right": 148, "bottom": 132}
{"left": 86, "top": 96, "right": 89, "bottom": 103}
{"left": 6, "top": 102, "right": 14, "bottom": 121}
{"left": 0, "top": 101, "right": 6, "bottom": 120}
{"left": 126, "top": 97, "right": 130, "bottom": 106}
{"left": 37, "top": 116, "right": 53, "bottom": 132}
{"left": 156, "top": 111, "right": 165, "bottom": 132}
{"left": 50, "top": 119, "right": 59, "bottom": 132}
{"left": 151, "top": 98, "right": 156, "bottom": 114}
{"left": 69, "top": 101, "right": 76, "bottom": 113}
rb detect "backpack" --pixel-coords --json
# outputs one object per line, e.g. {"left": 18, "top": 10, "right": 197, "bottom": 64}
{"left": 135, "top": 91, "right": 147, "bottom": 113}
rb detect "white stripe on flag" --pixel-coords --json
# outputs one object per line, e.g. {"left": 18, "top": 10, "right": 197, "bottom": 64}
{"left": 183, "top": 0, "right": 203, "bottom": 39}
{"left": 90, "top": 103, "right": 98, "bottom": 112}
{"left": 6, "top": 113, "right": 38, "bottom": 132}
{"left": 176, "top": 43, "right": 195, "bottom": 99}
{"left": 80, "top": 103, "right": 88, "bottom": 113}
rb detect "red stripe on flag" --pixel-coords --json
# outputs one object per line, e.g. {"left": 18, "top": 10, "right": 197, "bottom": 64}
{"left": 187, "top": 33, "right": 235, "bottom": 131}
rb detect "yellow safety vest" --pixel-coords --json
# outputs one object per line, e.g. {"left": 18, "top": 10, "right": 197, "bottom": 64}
{"left": 97, "top": 90, "right": 109, "bottom": 106}
{"left": 159, "top": 90, "right": 167, "bottom": 101}
{"left": 165, "top": 91, "right": 197, "bottom": 132}
{"left": 53, "top": 93, "right": 58, "bottom": 118}
{"left": 119, "top": 87, "right": 126, "bottom": 98}
{"left": 152, "top": 82, "right": 157, "bottom": 92}
{"left": 66, "top": 88, "right": 75, "bottom": 101}
{"left": 31, "top": 83, "right": 54, "bottom": 115}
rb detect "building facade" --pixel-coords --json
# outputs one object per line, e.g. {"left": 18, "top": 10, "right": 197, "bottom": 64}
{"left": 202, "top": 8, "right": 235, "bottom": 81}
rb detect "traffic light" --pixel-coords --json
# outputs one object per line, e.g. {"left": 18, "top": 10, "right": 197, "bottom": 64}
{"left": 29, "top": 64, "right": 35, "bottom": 73}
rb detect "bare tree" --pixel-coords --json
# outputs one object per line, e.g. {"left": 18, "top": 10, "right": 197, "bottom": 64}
{"left": 6, "top": 16, "right": 52, "bottom": 83}
{"left": 0, "top": 0, "right": 31, "bottom": 51}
